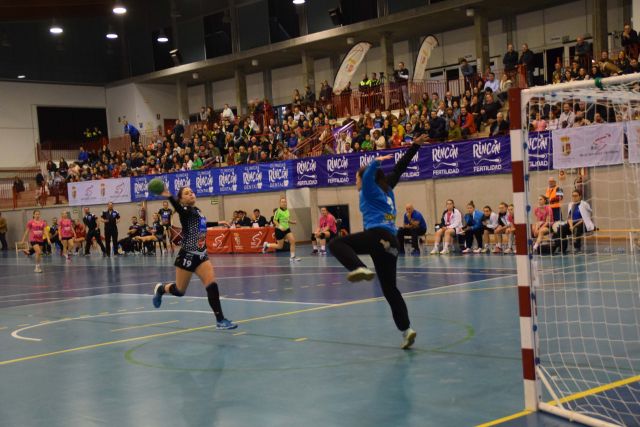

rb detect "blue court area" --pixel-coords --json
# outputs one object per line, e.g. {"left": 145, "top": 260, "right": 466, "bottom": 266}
{"left": 2, "top": 249, "right": 629, "bottom": 427}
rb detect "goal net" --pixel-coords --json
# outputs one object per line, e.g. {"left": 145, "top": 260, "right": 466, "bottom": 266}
{"left": 515, "top": 75, "right": 640, "bottom": 427}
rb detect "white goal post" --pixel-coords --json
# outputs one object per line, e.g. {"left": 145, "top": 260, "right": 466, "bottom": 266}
{"left": 509, "top": 74, "right": 640, "bottom": 427}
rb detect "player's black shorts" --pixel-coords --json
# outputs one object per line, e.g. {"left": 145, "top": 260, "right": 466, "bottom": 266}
{"left": 483, "top": 226, "right": 495, "bottom": 234}
{"left": 275, "top": 228, "right": 291, "bottom": 240}
{"left": 174, "top": 249, "right": 208, "bottom": 272}
{"left": 61, "top": 237, "right": 73, "bottom": 241}
{"left": 163, "top": 224, "right": 172, "bottom": 234}
{"left": 313, "top": 230, "right": 336, "bottom": 240}
{"left": 30, "top": 241, "right": 43, "bottom": 247}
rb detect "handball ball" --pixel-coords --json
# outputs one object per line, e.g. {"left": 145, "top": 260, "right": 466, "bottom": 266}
{"left": 147, "top": 178, "right": 165, "bottom": 195}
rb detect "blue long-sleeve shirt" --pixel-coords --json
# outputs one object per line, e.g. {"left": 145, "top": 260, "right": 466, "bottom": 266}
{"left": 359, "top": 143, "right": 420, "bottom": 234}
{"left": 464, "top": 209, "right": 484, "bottom": 231}
{"left": 124, "top": 123, "right": 139, "bottom": 138}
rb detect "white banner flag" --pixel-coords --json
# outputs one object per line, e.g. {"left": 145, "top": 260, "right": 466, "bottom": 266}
{"left": 627, "top": 120, "right": 640, "bottom": 164}
{"left": 413, "top": 35, "right": 438, "bottom": 81}
{"left": 333, "top": 42, "right": 372, "bottom": 92}
{"left": 67, "top": 178, "right": 131, "bottom": 206}
{"left": 552, "top": 122, "right": 625, "bottom": 169}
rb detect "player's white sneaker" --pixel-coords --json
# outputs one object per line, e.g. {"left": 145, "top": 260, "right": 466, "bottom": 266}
{"left": 347, "top": 267, "right": 375, "bottom": 282}
{"left": 401, "top": 328, "right": 417, "bottom": 349}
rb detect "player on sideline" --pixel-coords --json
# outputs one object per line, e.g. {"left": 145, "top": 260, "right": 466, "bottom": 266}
{"left": 262, "top": 196, "right": 301, "bottom": 261}
{"left": 328, "top": 135, "right": 427, "bottom": 349}
{"left": 158, "top": 200, "right": 175, "bottom": 254}
{"left": 152, "top": 185, "right": 237, "bottom": 330}
{"left": 21, "top": 210, "right": 46, "bottom": 273}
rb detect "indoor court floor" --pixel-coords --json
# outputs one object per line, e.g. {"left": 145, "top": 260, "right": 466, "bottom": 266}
{"left": 0, "top": 247, "right": 626, "bottom": 427}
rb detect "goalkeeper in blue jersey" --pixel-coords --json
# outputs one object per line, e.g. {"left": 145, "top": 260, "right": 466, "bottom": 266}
{"left": 328, "top": 135, "right": 427, "bottom": 349}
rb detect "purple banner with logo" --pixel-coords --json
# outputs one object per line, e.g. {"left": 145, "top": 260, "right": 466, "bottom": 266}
{"left": 130, "top": 137, "right": 513, "bottom": 202}
{"left": 527, "top": 131, "right": 553, "bottom": 171}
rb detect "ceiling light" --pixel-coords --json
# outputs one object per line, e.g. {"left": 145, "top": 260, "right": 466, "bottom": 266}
{"left": 113, "top": 2, "right": 127, "bottom": 14}
{"left": 346, "top": 37, "right": 355, "bottom": 45}
{"left": 49, "top": 25, "right": 63, "bottom": 35}
{"left": 157, "top": 31, "right": 169, "bottom": 43}
{"left": 17, "top": 75, "right": 26, "bottom": 79}
{"left": 106, "top": 24, "right": 118, "bottom": 39}
{"left": 293, "top": 0, "right": 305, "bottom": 4}
{"left": 251, "top": 59, "right": 259, "bottom": 66}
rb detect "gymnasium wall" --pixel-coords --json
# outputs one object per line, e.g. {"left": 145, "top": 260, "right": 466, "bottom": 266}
{"left": 0, "top": 82, "right": 106, "bottom": 168}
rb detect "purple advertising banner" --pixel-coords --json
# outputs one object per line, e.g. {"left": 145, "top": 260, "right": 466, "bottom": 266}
{"left": 528, "top": 131, "right": 553, "bottom": 171}
{"left": 130, "top": 137, "right": 513, "bottom": 201}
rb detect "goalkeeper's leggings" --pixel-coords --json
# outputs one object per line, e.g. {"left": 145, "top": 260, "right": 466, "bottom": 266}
{"left": 329, "top": 227, "right": 410, "bottom": 331}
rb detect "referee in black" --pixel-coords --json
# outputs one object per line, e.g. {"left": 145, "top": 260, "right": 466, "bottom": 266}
{"left": 83, "top": 207, "right": 106, "bottom": 256}
{"left": 101, "top": 201, "right": 120, "bottom": 256}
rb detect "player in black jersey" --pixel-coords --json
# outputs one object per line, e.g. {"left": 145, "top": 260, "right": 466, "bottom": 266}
{"left": 158, "top": 201, "right": 175, "bottom": 253}
{"left": 152, "top": 185, "right": 237, "bottom": 330}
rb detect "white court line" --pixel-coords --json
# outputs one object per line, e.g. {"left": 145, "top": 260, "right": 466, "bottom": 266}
{"left": 9, "top": 274, "right": 520, "bottom": 342}
{"left": 11, "top": 310, "right": 213, "bottom": 342}
{"left": 0, "top": 267, "right": 515, "bottom": 300}
{"left": 0, "top": 294, "right": 118, "bottom": 309}
{"left": 114, "top": 293, "right": 327, "bottom": 306}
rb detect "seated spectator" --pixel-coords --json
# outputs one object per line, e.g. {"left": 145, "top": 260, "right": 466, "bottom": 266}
{"left": 480, "top": 205, "right": 499, "bottom": 253}
{"left": 547, "top": 110, "right": 560, "bottom": 130}
{"left": 597, "top": 50, "right": 617, "bottom": 77}
{"left": 531, "top": 112, "right": 547, "bottom": 131}
{"left": 615, "top": 51, "right": 631, "bottom": 74}
{"left": 483, "top": 72, "right": 500, "bottom": 94}
{"left": 532, "top": 195, "right": 554, "bottom": 252}
{"left": 373, "top": 129, "right": 386, "bottom": 150}
{"left": 573, "top": 111, "right": 591, "bottom": 127}
{"left": 459, "top": 106, "right": 477, "bottom": 138}
{"left": 199, "top": 106, "right": 210, "bottom": 122}
{"left": 562, "top": 69, "right": 574, "bottom": 83}
{"left": 431, "top": 199, "right": 462, "bottom": 255}
{"left": 397, "top": 204, "right": 427, "bottom": 256}
{"left": 559, "top": 103, "right": 575, "bottom": 128}
{"left": 236, "top": 210, "right": 252, "bottom": 227}
{"left": 361, "top": 133, "right": 374, "bottom": 151}
{"left": 390, "top": 128, "right": 403, "bottom": 148}
{"left": 461, "top": 201, "right": 484, "bottom": 253}
{"left": 118, "top": 216, "right": 141, "bottom": 254}
{"left": 251, "top": 209, "right": 267, "bottom": 227}
{"left": 428, "top": 110, "right": 447, "bottom": 141}
{"left": 133, "top": 218, "right": 158, "bottom": 255}
{"left": 566, "top": 189, "right": 594, "bottom": 253}
{"left": 492, "top": 202, "right": 512, "bottom": 253}
{"left": 625, "top": 57, "right": 640, "bottom": 74}
{"left": 311, "top": 207, "right": 337, "bottom": 255}
{"left": 447, "top": 119, "right": 462, "bottom": 141}
{"left": 480, "top": 93, "right": 500, "bottom": 128}
{"left": 490, "top": 112, "right": 509, "bottom": 137}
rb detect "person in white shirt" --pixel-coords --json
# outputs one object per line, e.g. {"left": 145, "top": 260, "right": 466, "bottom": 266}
{"left": 559, "top": 103, "right": 575, "bottom": 128}
{"left": 567, "top": 189, "right": 594, "bottom": 252}
{"left": 483, "top": 73, "right": 500, "bottom": 94}
{"left": 431, "top": 199, "right": 463, "bottom": 255}
{"left": 222, "top": 104, "right": 235, "bottom": 122}
{"left": 373, "top": 129, "right": 386, "bottom": 150}
{"left": 198, "top": 106, "right": 210, "bottom": 122}
{"left": 547, "top": 110, "right": 560, "bottom": 130}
